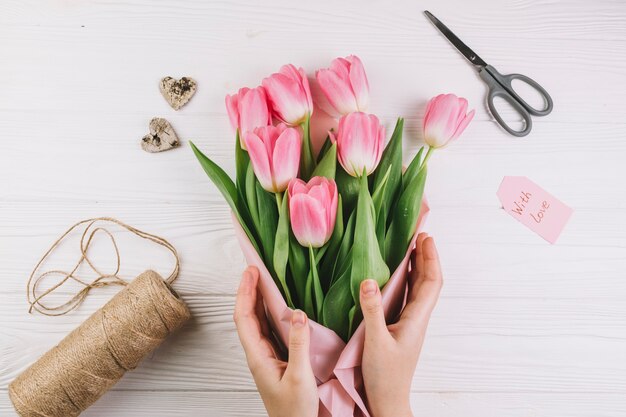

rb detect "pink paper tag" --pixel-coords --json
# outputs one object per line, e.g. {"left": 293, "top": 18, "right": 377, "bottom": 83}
{"left": 496, "top": 176, "right": 573, "bottom": 244}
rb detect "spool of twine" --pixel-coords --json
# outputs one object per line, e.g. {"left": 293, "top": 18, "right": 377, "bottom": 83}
{"left": 9, "top": 218, "right": 192, "bottom": 417}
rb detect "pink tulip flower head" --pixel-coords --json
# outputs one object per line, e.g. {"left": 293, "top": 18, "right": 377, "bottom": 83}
{"left": 316, "top": 55, "right": 369, "bottom": 116}
{"left": 262, "top": 64, "right": 314, "bottom": 126}
{"left": 329, "top": 112, "right": 385, "bottom": 177}
{"left": 423, "top": 93, "right": 475, "bottom": 149}
{"left": 225, "top": 86, "right": 272, "bottom": 149}
{"left": 243, "top": 124, "right": 302, "bottom": 193}
{"left": 288, "top": 177, "right": 338, "bottom": 248}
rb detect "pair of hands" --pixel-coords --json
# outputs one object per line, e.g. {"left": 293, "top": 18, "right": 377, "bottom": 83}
{"left": 233, "top": 233, "right": 443, "bottom": 417}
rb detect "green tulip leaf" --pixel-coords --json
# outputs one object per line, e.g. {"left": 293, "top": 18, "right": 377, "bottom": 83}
{"left": 336, "top": 166, "right": 360, "bottom": 216}
{"left": 304, "top": 270, "right": 315, "bottom": 320}
{"left": 348, "top": 304, "right": 362, "bottom": 338}
{"left": 235, "top": 132, "right": 249, "bottom": 203}
{"left": 190, "top": 141, "right": 260, "bottom": 254}
{"left": 402, "top": 146, "right": 425, "bottom": 190}
{"left": 317, "top": 199, "right": 344, "bottom": 292}
{"left": 289, "top": 231, "right": 308, "bottom": 307}
{"left": 316, "top": 135, "right": 333, "bottom": 163}
{"left": 300, "top": 115, "right": 316, "bottom": 180}
{"left": 255, "top": 183, "right": 278, "bottom": 267}
{"left": 311, "top": 142, "right": 337, "bottom": 180}
{"left": 191, "top": 141, "right": 238, "bottom": 213}
{"left": 372, "top": 166, "right": 391, "bottom": 251}
{"left": 385, "top": 164, "right": 427, "bottom": 270}
{"left": 245, "top": 164, "right": 259, "bottom": 227}
{"left": 317, "top": 195, "right": 343, "bottom": 265}
{"left": 321, "top": 260, "right": 353, "bottom": 341}
{"left": 350, "top": 173, "right": 390, "bottom": 307}
{"left": 328, "top": 209, "right": 355, "bottom": 287}
{"left": 373, "top": 117, "right": 404, "bottom": 219}
{"left": 372, "top": 166, "right": 391, "bottom": 215}
{"left": 274, "top": 193, "right": 294, "bottom": 308}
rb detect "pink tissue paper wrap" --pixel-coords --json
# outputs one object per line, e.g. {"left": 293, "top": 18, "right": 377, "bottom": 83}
{"left": 233, "top": 200, "right": 429, "bottom": 417}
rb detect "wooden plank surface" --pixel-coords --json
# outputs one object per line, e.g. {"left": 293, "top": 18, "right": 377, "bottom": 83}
{"left": 1, "top": 392, "right": 626, "bottom": 417}
{"left": 1, "top": 0, "right": 625, "bottom": 415}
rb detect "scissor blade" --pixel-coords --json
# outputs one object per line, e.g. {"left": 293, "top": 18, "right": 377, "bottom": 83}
{"left": 424, "top": 11, "right": 488, "bottom": 68}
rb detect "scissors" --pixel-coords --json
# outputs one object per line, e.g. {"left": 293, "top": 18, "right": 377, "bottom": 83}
{"left": 424, "top": 11, "right": 553, "bottom": 137}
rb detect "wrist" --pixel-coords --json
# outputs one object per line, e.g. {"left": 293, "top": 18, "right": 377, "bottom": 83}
{"left": 371, "top": 403, "right": 412, "bottom": 417}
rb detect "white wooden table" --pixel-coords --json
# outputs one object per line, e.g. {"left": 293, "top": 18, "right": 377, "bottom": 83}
{"left": 2, "top": 0, "right": 626, "bottom": 416}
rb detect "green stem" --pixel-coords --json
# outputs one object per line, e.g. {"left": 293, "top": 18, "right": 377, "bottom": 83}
{"left": 275, "top": 192, "right": 283, "bottom": 212}
{"left": 308, "top": 245, "right": 324, "bottom": 320}
{"left": 420, "top": 146, "right": 435, "bottom": 170}
{"left": 300, "top": 114, "right": 315, "bottom": 180}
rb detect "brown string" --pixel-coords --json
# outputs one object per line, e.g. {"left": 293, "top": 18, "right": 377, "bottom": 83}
{"left": 10, "top": 270, "right": 191, "bottom": 417}
{"left": 26, "top": 217, "right": 180, "bottom": 316}
{"left": 10, "top": 219, "right": 190, "bottom": 417}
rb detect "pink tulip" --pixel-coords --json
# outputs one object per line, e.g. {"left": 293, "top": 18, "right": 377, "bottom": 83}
{"left": 329, "top": 112, "right": 385, "bottom": 177}
{"left": 288, "top": 177, "right": 338, "bottom": 248}
{"left": 423, "top": 93, "right": 475, "bottom": 149}
{"left": 316, "top": 55, "right": 369, "bottom": 116}
{"left": 243, "top": 124, "right": 301, "bottom": 193}
{"left": 262, "top": 64, "right": 313, "bottom": 125}
{"left": 225, "top": 86, "right": 272, "bottom": 148}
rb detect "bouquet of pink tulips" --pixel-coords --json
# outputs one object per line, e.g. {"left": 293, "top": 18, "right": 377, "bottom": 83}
{"left": 192, "top": 56, "right": 473, "bottom": 341}
{"left": 191, "top": 55, "right": 472, "bottom": 415}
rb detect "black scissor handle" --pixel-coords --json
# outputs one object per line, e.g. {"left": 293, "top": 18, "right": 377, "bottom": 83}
{"left": 485, "top": 65, "right": 554, "bottom": 116}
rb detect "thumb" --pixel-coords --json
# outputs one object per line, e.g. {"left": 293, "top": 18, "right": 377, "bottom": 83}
{"left": 284, "top": 310, "right": 313, "bottom": 380}
{"left": 359, "top": 279, "right": 389, "bottom": 339}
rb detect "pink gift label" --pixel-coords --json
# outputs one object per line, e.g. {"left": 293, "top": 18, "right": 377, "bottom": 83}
{"left": 496, "top": 176, "right": 573, "bottom": 244}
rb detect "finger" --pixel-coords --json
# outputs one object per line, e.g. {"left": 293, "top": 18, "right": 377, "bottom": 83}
{"left": 359, "top": 279, "right": 390, "bottom": 341}
{"left": 233, "top": 267, "right": 274, "bottom": 367}
{"left": 399, "top": 237, "right": 443, "bottom": 336}
{"left": 410, "top": 232, "right": 429, "bottom": 294}
{"left": 284, "top": 310, "right": 313, "bottom": 381}
{"left": 254, "top": 283, "right": 271, "bottom": 339}
{"left": 252, "top": 277, "right": 281, "bottom": 359}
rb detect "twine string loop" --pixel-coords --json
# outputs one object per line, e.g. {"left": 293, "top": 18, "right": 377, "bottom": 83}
{"left": 10, "top": 218, "right": 190, "bottom": 417}
{"left": 27, "top": 217, "right": 180, "bottom": 315}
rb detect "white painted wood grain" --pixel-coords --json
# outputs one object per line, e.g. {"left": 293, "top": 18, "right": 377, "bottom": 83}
{"left": 1, "top": 0, "right": 626, "bottom": 415}
{"left": 2, "top": 295, "right": 625, "bottom": 392}
{"left": 1, "top": 392, "right": 626, "bottom": 417}
{"left": 1, "top": 201, "right": 625, "bottom": 297}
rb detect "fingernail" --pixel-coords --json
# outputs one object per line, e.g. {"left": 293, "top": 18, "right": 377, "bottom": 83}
{"left": 292, "top": 310, "right": 306, "bottom": 328}
{"left": 361, "top": 279, "right": 377, "bottom": 297}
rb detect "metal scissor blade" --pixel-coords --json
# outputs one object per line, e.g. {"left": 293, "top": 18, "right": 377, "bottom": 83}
{"left": 424, "top": 11, "right": 488, "bottom": 68}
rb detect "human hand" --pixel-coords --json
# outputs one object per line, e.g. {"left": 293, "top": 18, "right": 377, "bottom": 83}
{"left": 234, "top": 266, "right": 319, "bottom": 417}
{"left": 360, "top": 233, "right": 443, "bottom": 417}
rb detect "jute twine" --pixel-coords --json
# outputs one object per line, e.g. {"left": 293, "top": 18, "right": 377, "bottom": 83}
{"left": 9, "top": 218, "right": 191, "bottom": 417}
{"left": 25, "top": 217, "right": 181, "bottom": 316}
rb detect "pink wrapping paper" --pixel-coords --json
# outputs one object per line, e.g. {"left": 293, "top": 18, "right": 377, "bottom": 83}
{"left": 233, "top": 200, "right": 429, "bottom": 417}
